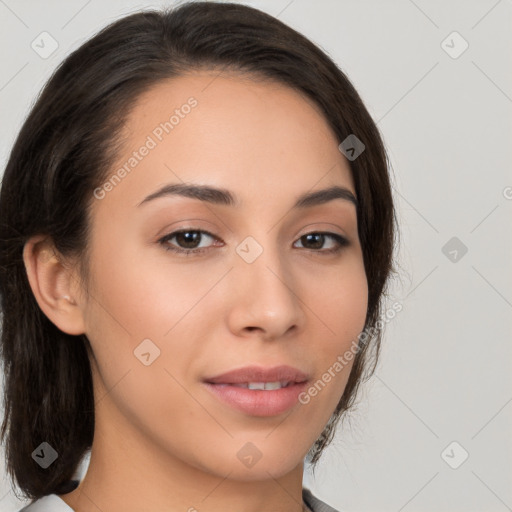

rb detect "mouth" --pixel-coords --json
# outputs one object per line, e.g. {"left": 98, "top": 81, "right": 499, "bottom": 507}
{"left": 202, "top": 365, "right": 310, "bottom": 416}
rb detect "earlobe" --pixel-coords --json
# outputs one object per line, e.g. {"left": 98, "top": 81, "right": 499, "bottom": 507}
{"left": 22, "top": 235, "right": 86, "bottom": 335}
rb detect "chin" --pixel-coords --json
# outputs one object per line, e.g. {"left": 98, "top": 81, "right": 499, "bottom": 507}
{"left": 203, "top": 444, "right": 306, "bottom": 482}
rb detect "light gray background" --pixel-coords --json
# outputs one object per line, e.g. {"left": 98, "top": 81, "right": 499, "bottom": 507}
{"left": 1, "top": 1, "right": 511, "bottom": 511}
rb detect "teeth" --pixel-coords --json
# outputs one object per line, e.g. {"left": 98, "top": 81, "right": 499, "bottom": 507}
{"left": 232, "top": 381, "right": 290, "bottom": 390}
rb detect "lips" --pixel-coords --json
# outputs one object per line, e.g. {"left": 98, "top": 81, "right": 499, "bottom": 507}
{"left": 203, "top": 364, "right": 310, "bottom": 386}
{"left": 202, "top": 364, "right": 310, "bottom": 416}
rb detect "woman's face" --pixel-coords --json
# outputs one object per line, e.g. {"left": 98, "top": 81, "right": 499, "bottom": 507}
{"left": 76, "top": 71, "right": 368, "bottom": 481}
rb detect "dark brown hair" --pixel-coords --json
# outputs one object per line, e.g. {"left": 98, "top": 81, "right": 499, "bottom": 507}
{"left": 0, "top": 1, "right": 398, "bottom": 501}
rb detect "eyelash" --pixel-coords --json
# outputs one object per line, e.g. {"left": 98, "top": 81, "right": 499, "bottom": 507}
{"left": 157, "top": 228, "right": 349, "bottom": 257}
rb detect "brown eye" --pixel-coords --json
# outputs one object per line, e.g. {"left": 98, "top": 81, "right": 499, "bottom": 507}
{"left": 294, "top": 232, "right": 349, "bottom": 254}
{"left": 301, "top": 233, "right": 324, "bottom": 249}
{"left": 158, "top": 229, "right": 219, "bottom": 255}
{"left": 174, "top": 231, "right": 202, "bottom": 249}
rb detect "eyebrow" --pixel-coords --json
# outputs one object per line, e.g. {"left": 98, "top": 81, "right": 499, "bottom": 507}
{"left": 137, "top": 183, "right": 358, "bottom": 209}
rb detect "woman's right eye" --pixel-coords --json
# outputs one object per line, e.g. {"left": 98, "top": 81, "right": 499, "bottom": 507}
{"left": 158, "top": 229, "right": 220, "bottom": 256}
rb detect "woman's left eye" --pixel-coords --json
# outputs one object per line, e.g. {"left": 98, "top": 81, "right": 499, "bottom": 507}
{"left": 158, "top": 229, "right": 349, "bottom": 256}
{"left": 293, "top": 232, "right": 349, "bottom": 253}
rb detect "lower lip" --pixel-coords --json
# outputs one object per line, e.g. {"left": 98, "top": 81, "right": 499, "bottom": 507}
{"left": 202, "top": 382, "right": 309, "bottom": 417}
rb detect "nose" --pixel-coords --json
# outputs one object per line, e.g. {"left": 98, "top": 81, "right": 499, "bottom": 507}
{"left": 226, "top": 241, "right": 305, "bottom": 341}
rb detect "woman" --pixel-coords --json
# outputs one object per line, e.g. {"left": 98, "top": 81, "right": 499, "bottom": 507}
{"left": 0, "top": 2, "right": 397, "bottom": 511}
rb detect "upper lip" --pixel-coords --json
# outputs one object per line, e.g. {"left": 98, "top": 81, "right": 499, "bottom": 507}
{"left": 203, "top": 365, "right": 310, "bottom": 385}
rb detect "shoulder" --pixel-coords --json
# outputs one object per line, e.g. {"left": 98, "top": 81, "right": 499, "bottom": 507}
{"left": 302, "top": 487, "right": 343, "bottom": 512}
{"left": 18, "top": 494, "right": 75, "bottom": 512}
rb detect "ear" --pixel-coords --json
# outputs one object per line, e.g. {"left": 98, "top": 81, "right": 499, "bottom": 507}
{"left": 23, "top": 235, "right": 86, "bottom": 335}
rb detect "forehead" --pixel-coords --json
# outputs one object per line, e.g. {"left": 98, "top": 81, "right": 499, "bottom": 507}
{"left": 99, "top": 70, "right": 355, "bottom": 213}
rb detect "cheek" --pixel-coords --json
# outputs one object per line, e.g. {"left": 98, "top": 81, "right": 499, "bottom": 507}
{"left": 302, "top": 255, "right": 367, "bottom": 401}
{"left": 310, "top": 254, "right": 368, "bottom": 342}
{"left": 84, "top": 237, "right": 201, "bottom": 338}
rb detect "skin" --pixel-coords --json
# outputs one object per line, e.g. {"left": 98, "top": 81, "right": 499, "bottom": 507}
{"left": 23, "top": 71, "right": 368, "bottom": 512}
